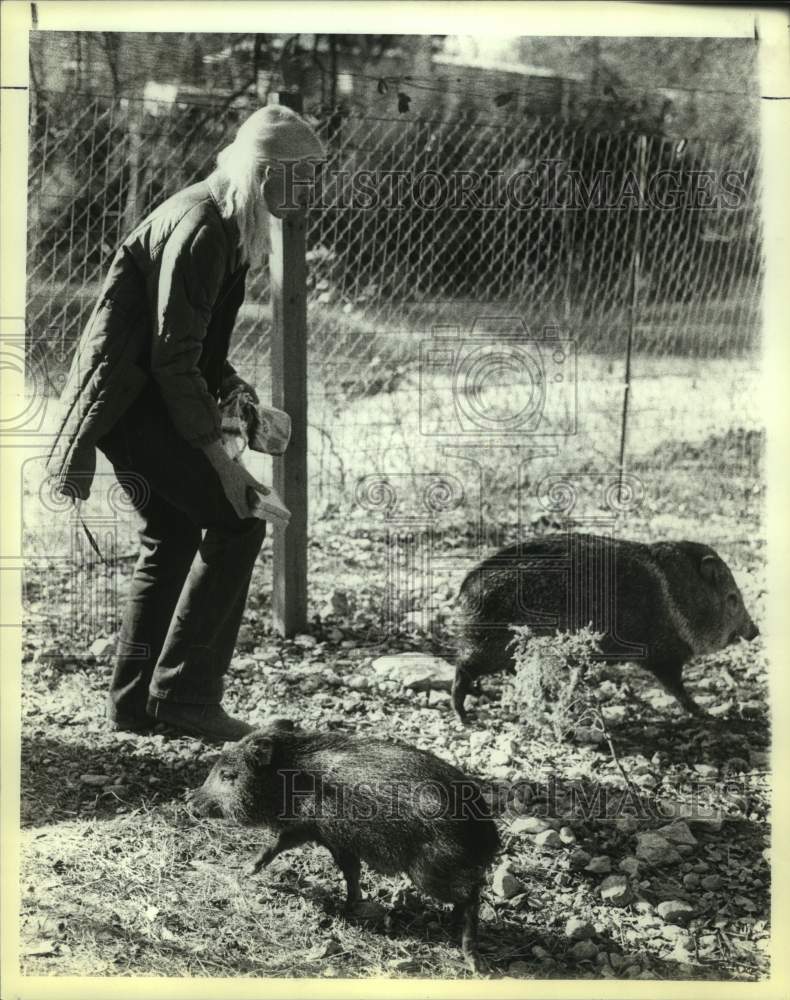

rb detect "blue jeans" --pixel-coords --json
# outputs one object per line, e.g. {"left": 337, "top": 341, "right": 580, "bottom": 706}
{"left": 98, "top": 387, "right": 266, "bottom": 721}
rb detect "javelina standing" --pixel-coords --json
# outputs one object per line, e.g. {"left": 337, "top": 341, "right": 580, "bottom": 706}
{"left": 452, "top": 533, "right": 759, "bottom": 723}
{"left": 189, "top": 726, "right": 500, "bottom": 971}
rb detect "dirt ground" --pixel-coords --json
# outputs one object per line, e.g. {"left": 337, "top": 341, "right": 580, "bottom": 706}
{"left": 18, "top": 427, "right": 770, "bottom": 980}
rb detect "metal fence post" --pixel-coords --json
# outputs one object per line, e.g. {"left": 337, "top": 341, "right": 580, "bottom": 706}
{"left": 268, "top": 91, "right": 308, "bottom": 637}
{"left": 617, "top": 132, "right": 648, "bottom": 504}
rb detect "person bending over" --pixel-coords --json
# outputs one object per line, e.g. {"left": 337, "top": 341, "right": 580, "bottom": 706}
{"left": 47, "top": 105, "right": 325, "bottom": 741}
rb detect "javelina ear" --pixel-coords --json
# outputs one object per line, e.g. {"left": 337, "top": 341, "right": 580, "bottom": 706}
{"left": 700, "top": 555, "right": 722, "bottom": 586}
{"left": 246, "top": 732, "right": 275, "bottom": 763}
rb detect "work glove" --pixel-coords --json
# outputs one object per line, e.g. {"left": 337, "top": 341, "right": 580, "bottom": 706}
{"left": 201, "top": 440, "right": 269, "bottom": 520}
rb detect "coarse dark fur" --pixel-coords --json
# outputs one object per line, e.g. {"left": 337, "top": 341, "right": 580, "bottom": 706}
{"left": 189, "top": 726, "right": 501, "bottom": 971}
{"left": 451, "top": 532, "right": 759, "bottom": 723}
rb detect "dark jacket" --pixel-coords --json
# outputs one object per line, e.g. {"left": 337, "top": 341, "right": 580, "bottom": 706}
{"left": 46, "top": 174, "right": 250, "bottom": 501}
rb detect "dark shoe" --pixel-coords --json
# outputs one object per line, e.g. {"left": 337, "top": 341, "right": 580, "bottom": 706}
{"left": 106, "top": 701, "right": 156, "bottom": 734}
{"left": 145, "top": 699, "right": 254, "bottom": 742}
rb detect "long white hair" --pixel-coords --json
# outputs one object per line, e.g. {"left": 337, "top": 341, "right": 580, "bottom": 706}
{"left": 213, "top": 105, "right": 325, "bottom": 270}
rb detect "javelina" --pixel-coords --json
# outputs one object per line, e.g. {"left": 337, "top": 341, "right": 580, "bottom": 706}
{"left": 451, "top": 533, "right": 759, "bottom": 723}
{"left": 189, "top": 727, "right": 500, "bottom": 971}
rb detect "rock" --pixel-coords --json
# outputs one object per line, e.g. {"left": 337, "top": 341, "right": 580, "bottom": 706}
{"left": 569, "top": 848, "right": 592, "bottom": 870}
{"left": 507, "top": 960, "right": 531, "bottom": 976}
{"left": 635, "top": 832, "right": 682, "bottom": 867}
{"left": 664, "top": 930, "right": 697, "bottom": 965}
{"left": 235, "top": 626, "right": 256, "bottom": 649}
{"left": 569, "top": 940, "right": 598, "bottom": 961}
{"left": 683, "top": 809, "right": 724, "bottom": 832}
{"left": 585, "top": 855, "right": 612, "bottom": 875}
{"left": 531, "top": 945, "right": 551, "bottom": 960}
{"left": 510, "top": 816, "right": 552, "bottom": 836}
{"left": 683, "top": 873, "right": 701, "bottom": 889}
{"left": 489, "top": 749, "right": 510, "bottom": 768}
{"left": 615, "top": 815, "right": 639, "bottom": 834}
{"left": 327, "top": 628, "right": 344, "bottom": 643}
{"left": 390, "top": 958, "right": 419, "bottom": 973}
{"left": 401, "top": 611, "right": 428, "bottom": 632}
{"left": 88, "top": 636, "right": 116, "bottom": 658}
{"left": 565, "top": 917, "right": 595, "bottom": 941}
{"left": 346, "top": 675, "right": 369, "bottom": 690}
{"left": 307, "top": 938, "right": 343, "bottom": 961}
{"left": 693, "top": 763, "right": 718, "bottom": 779}
{"left": 326, "top": 590, "right": 351, "bottom": 617}
{"left": 573, "top": 726, "right": 604, "bottom": 745}
{"left": 294, "top": 634, "right": 317, "bottom": 648}
{"left": 657, "top": 820, "right": 698, "bottom": 846}
{"left": 602, "top": 705, "right": 627, "bottom": 724}
{"left": 495, "top": 736, "right": 518, "bottom": 756}
{"left": 559, "top": 826, "right": 576, "bottom": 845}
{"left": 708, "top": 701, "right": 734, "bottom": 718}
{"left": 492, "top": 862, "right": 526, "bottom": 899}
{"left": 80, "top": 774, "right": 110, "bottom": 786}
{"left": 636, "top": 773, "right": 659, "bottom": 790}
{"left": 657, "top": 900, "right": 695, "bottom": 924}
{"left": 535, "top": 829, "right": 563, "bottom": 850}
{"left": 633, "top": 901, "right": 653, "bottom": 915}
{"left": 618, "top": 856, "right": 641, "bottom": 877}
{"left": 701, "top": 874, "right": 723, "bottom": 891}
{"left": 369, "top": 654, "right": 454, "bottom": 693}
{"left": 468, "top": 731, "right": 488, "bottom": 752}
{"left": 600, "top": 875, "right": 633, "bottom": 906}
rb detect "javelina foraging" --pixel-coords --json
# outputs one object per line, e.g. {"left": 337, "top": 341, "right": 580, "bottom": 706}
{"left": 189, "top": 727, "right": 500, "bottom": 971}
{"left": 452, "top": 533, "right": 759, "bottom": 723}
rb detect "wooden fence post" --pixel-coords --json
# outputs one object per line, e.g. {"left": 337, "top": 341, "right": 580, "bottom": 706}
{"left": 268, "top": 91, "right": 309, "bottom": 637}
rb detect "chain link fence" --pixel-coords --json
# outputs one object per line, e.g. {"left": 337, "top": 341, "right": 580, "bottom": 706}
{"left": 27, "top": 91, "right": 763, "bottom": 545}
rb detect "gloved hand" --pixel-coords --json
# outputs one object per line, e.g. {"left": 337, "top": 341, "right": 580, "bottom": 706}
{"left": 201, "top": 440, "right": 269, "bottom": 520}
{"left": 220, "top": 372, "right": 259, "bottom": 405}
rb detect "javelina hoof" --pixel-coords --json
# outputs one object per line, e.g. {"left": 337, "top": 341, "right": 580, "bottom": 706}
{"left": 248, "top": 847, "right": 273, "bottom": 875}
{"left": 464, "top": 948, "right": 489, "bottom": 975}
{"left": 345, "top": 899, "right": 387, "bottom": 927}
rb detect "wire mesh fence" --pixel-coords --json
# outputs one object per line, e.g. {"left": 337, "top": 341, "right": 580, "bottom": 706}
{"left": 27, "top": 90, "right": 763, "bottom": 542}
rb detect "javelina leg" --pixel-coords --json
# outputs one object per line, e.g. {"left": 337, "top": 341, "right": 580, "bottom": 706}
{"left": 249, "top": 824, "right": 315, "bottom": 875}
{"left": 454, "top": 893, "right": 483, "bottom": 973}
{"left": 329, "top": 848, "right": 362, "bottom": 908}
{"left": 452, "top": 667, "right": 473, "bottom": 724}
{"left": 654, "top": 662, "right": 707, "bottom": 717}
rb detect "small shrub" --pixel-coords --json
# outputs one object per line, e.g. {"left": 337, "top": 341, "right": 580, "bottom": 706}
{"left": 503, "top": 625, "right": 607, "bottom": 741}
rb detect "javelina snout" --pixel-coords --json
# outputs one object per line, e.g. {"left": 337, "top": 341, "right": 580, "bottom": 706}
{"left": 189, "top": 721, "right": 295, "bottom": 821}
{"left": 192, "top": 728, "right": 500, "bottom": 972}
{"left": 188, "top": 732, "right": 277, "bottom": 825}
